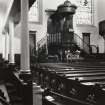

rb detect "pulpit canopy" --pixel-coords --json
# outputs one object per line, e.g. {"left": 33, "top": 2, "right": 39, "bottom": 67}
{"left": 50, "top": 0, "right": 77, "bottom": 19}
{"left": 57, "top": 0, "right": 77, "bottom": 15}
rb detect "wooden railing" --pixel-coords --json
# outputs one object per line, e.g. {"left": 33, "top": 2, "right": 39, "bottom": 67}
{"left": 0, "top": 96, "right": 11, "bottom": 105}
{"left": 74, "top": 33, "right": 98, "bottom": 54}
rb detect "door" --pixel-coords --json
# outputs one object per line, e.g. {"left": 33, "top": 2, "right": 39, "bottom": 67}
{"left": 29, "top": 31, "right": 36, "bottom": 63}
{"left": 82, "top": 33, "right": 90, "bottom": 54}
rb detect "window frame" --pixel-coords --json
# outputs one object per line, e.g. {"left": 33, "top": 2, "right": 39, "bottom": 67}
{"left": 75, "top": 0, "right": 94, "bottom": 25}
{"left": 29, "top": 0, "right": 43, "bottom": 24}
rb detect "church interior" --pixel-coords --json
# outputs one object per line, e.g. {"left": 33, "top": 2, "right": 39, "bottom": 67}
{"left": 0, "top": 0, "right": 105, "bottom": 105}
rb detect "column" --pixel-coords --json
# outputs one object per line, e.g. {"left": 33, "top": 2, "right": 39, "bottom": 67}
{"left": 20, "top": 2, "right": 32, "bottom": 105}
{"left": 9, "top": 19, "right": 15, "bottom": 64}
{"left": 5, "top": 32, "right": 9, "bottom": 61}
{"left": 20, "top": 0, "right": 30, "bottom": 73}
{"left": 2, "top": 34, "right": 5, "bottom": 59}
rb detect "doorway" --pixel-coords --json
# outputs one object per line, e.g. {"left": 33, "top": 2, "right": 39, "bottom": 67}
{"left": 82, "top": 33, "right": 90, "bottom": 54}
{"left": 29, "top": 31, "right": 36, "bottom": 63}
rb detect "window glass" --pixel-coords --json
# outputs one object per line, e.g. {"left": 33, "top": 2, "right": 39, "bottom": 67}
{"left": 75, "top": 0, "right": 93, "bottom": 25}
{"left": 29, "top": 0, "right": 39, "bottom": 22}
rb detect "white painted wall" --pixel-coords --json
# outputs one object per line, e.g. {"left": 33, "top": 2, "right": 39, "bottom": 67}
{"left": 97, "top": 0, "right": 105, "bottom": 22}
{"left": 73, "top": 0, "right": 105, "bottom": 53}
{"left": 7, "top": 0, "right": 105, "bottom": 55}
{"left": 1, "top": 0, "right": 105, "bottom": 61}
{"left": 97, "top": 0, "right": 105, "bottom": 53}
{"left": 29, "top": 0, "right": 78, "bottom": 43}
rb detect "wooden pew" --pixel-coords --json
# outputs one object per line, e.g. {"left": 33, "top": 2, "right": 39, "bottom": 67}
{"left": 34, "top": 62, "right": 105, "bottom": 105}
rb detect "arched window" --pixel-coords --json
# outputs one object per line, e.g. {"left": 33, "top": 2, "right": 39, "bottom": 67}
{"left": 28, "top": 0, "right": 42, "bottom": 24}
{"left": 75, "top": 0, "right": 93, "bottom": 25}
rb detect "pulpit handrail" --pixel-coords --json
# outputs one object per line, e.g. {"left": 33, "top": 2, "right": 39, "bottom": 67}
{"left": 74, "top": 33, "right": 98, "bottom": 54}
